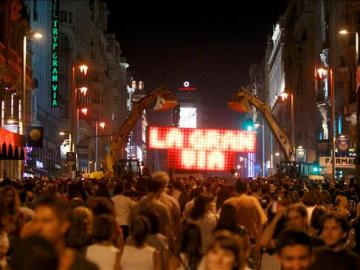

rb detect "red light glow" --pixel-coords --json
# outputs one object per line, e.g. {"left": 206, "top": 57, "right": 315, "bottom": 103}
{"left": 149, "top": 126, "right": 256, "bottom": 171}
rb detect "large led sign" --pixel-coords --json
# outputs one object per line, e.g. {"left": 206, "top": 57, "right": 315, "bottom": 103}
{"left": 148, "top": 126, "right": 256, "bottom": 171}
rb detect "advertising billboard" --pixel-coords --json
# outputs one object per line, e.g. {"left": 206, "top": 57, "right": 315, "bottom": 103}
{"left": 148, "top": 126, "right": 256, "bottom": 171}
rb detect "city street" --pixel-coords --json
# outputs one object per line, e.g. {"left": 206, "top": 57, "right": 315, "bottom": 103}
{"left": 1, "top": 1, "right": 360, "bottom": 270}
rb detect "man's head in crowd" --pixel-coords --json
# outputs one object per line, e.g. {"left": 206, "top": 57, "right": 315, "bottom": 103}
{"left": 287, "top": 203, "right": 308, "bottom": 231}
{"left": 235, "top": 179, "right": 247, "bottom": 195}
{"left": 320, "top": 213, "right": 348, "bottom": 250}
{"left": 10, "top": 235, "right": 58, "bottom": 270}
{"left": 147, "top": 171, "right": 169, "bottom": 195}
{"left": 276, "top": 230, "right": 313, "bottom": 270}
{"left": 32, "top": 196, "right": 71, "bottom": 245}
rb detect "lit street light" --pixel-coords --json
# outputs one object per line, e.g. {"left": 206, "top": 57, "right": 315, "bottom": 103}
{"left": 23, "top": 31, "right": 43, "bottom": 135}
{"left": 278, "top": 91, "right": 295, "bottom": 154}
{"left": 95, "top": 121, "right": 105, "bottom": 171}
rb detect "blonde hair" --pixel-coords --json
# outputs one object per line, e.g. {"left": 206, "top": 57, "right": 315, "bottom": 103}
{"left": 151, "top": 171, "right": 170, "bottom": 188}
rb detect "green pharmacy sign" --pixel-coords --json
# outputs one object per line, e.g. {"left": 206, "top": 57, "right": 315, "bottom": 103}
{"left": 51, "top": 0, "right": 59, "bottom": 107}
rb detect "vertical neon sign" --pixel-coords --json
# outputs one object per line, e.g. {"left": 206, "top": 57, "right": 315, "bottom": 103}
{"left": 51, "top": 0, "right": 59, "bottom": 107}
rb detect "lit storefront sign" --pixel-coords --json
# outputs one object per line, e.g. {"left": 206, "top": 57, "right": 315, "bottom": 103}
{"left": 51, "top": 0, "right": 59, "bottom": 107}
{"left": 0, "top": 128, "right": 25, "bottom": 160}
{"left": 319, "top": 157, "right": 355, "bottom": 169}
{"left": 148, "top": 126, "right": 256, "bottom": 171}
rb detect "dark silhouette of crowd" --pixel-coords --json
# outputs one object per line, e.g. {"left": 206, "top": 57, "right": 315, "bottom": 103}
{"left": 0, "top": 172, "right": 360, "bottom": 269}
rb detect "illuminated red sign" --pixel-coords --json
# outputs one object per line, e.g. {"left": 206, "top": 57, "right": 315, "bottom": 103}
{"left": 148, "top": 126, "right": 256, "bottom": 171}
{"left": 177, "top": 81, "right": 196, "bottom": 91}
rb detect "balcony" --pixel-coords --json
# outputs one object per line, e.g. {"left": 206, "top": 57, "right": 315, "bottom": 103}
{"left": 0, "top": 41, "right": 33, "bottom": 90}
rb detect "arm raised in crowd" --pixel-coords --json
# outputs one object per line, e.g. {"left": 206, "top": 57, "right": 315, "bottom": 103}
{"left": 258, "top": 206, "right": 286, "bottom": 248}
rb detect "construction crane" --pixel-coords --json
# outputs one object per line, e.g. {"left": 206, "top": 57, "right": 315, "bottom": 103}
{"left": 105, "top": 86, "right": 177, "bottom": 177}
{"left": 228, "top": 87, "right": 322, "bottom": 179}
{"left": 228, "top": 87, "right": 294, "bottom": 161}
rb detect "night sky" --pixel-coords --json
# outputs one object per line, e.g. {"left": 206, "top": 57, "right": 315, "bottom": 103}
{"left": 107, "top": 1, "right": 288, "bottom": 128}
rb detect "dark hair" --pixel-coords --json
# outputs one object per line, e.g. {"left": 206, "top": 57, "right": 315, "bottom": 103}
{"left": 216, "top": 204, "right": 239, "bottom": 232}
{"left": 302, "top": 191, "right": 318, "bottom": 206}
{"left": 96, "top": 182, "right": 111, "bottom": 198}
{"left": 113, "top": 182, "right": 124, "bottom": 195}
{"left": 93, "top": 214, "right": 117, "bottom": 242}
{"left": 235, "top": 180, "right": 247, "bottom": 194}
{"left": 320, "top": 213, "right": 349, "bottom": 233}
{"left": 66, "top": 207, "right": 93, "bottom": 249}
{"left": 320, "top": 190, "right": 331, "bottom": 205}
{"left": 207, "top": 231, "right": 241, "bottom": 270}
{"left": 288, "top": 203, "right": 307, "bottom": 219}
{"left": 276, "top": 230, "right": 312, "bottom": 254}
{"left": 68, "top": 183, "right": 85, "bottom": 200}
{"left": 139, "top": 209, "right": 160, "bottom": 234}
{"left": 35, "top": 196, "right": 70, "bottom": 222}
{"left": 10, "top": 236, "right": 58, "bottom": 270}
{"left": 0, "top": 186, "right": 20, "bottom": 215}
{"left": 147, "top": 178, "right": 165, "bottom": 193}
{"left": 190, "top": 195, "right": 213, "bottom": 220}
{"left": 180, "top": 224, "right": 202, "bottom": 270}
{"left": 130, "top": 215, "right": 151, "bottom": 247}
{"left": 88, "top": 197, "right": 113, "bottom": 216}
{"left": 310, "top": 206, "right": 327, "bottom": 233}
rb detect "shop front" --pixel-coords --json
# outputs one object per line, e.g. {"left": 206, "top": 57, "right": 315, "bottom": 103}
{"left": 0, "top": 127, "right": 26, "bottom": 179}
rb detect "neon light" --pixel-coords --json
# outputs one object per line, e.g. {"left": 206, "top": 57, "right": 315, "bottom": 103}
{"left": 51, "top": 0, "right": 59, "bottom": 107}
{"left": 149, "top": 126, "right": 256, "bottom": 171}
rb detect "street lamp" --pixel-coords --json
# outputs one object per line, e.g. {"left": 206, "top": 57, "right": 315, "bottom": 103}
{"left": 22, "top": 31, "right": 43, "bottom": 135}
{"left": 59, "top": 130, "right": 72, "bottom": 146}
{"left": 339, "top": 28, "right": 360, "bottom": 182}
{"left": 95, "top": 121, "right": 105, "bottom": 171}
{"left": 71, "top": 63, "right": 89, "bottom": 173}
{"left": 278, "top": 91, "right": 295, "bottom": 150}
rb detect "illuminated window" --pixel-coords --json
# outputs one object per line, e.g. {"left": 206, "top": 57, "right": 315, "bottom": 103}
{"left": 179, "top": 107, "right": 197, "bottom": 128}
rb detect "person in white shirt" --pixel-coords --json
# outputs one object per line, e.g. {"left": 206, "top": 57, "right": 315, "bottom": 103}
{"left": 86, "top": 214, "right": 121, "bottom": 270}
{"left": 121, "top": 215, "right": 161, "bottom": 270}
{"left": 186, "top": 195, "right": 218, "bottom": 252}
{"left": 111, "top": 182, "right": 135, "bottom": 240}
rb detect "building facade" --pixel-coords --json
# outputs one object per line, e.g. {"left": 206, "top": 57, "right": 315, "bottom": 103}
{"left": 24, "top": 0, "right": 129, "bottom": 176}
{"left": 0, "top": 0, "right": 29, "bottom": 179}
{"left": 261, "top": 0, "right": 360, "bottom": 178}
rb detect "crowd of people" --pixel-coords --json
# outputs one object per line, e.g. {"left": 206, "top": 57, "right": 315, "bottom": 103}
{"left": 0, "top": 170, "right": 360, "bottom": 270}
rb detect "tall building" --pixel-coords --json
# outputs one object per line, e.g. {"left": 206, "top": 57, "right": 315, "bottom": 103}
{"left": 0, "top": 0, "right": 29, "bottom": 179}
{"left": 25, "top": 0, "right": 129, "bottom": 176}
{"left": 262, "top": 0, "right": 360, "bottom": 178}
{"left": 25, "top": 0, "right": 59, "bottom": 176}
{"left": 265, "top": 15, "right": 287, "bottom": 172}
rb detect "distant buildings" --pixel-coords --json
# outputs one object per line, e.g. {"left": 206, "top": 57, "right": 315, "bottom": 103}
{"left": 250, "top": 0, "right": 360, "bottom": 178}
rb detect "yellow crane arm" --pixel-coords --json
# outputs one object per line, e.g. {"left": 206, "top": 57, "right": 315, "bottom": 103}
{"left": 228, "top": 87, "right": 294, "bottom": 161}
{"left": 106, "top": 86, "right": 177, "bottom": 173}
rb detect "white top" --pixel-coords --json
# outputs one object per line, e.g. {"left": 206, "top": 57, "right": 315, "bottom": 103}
{"left": 120, "top": 245, "right": 155, "bottom": 270}
{"left": 86, "top": 243, "right": 120, "bottom": 270}
{"left": 111, "top": 194, "right": 136, "bottom": 226}
{"left": 306, "top": 206, "right": 316, "bottom": 223}
{"left": 187, "top": 212, "right": 218, "bottom": 252}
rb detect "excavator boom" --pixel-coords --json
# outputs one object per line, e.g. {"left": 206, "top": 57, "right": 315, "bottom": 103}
{"left": 228, "top": 87, "right": 294, "bottom": 161}
{"left": 106, "top": 86, "right": 177, "bottom": 175}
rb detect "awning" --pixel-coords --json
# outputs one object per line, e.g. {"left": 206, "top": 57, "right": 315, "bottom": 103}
{"left": 0, "top": 128, "right": 25, "bottom": 160}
